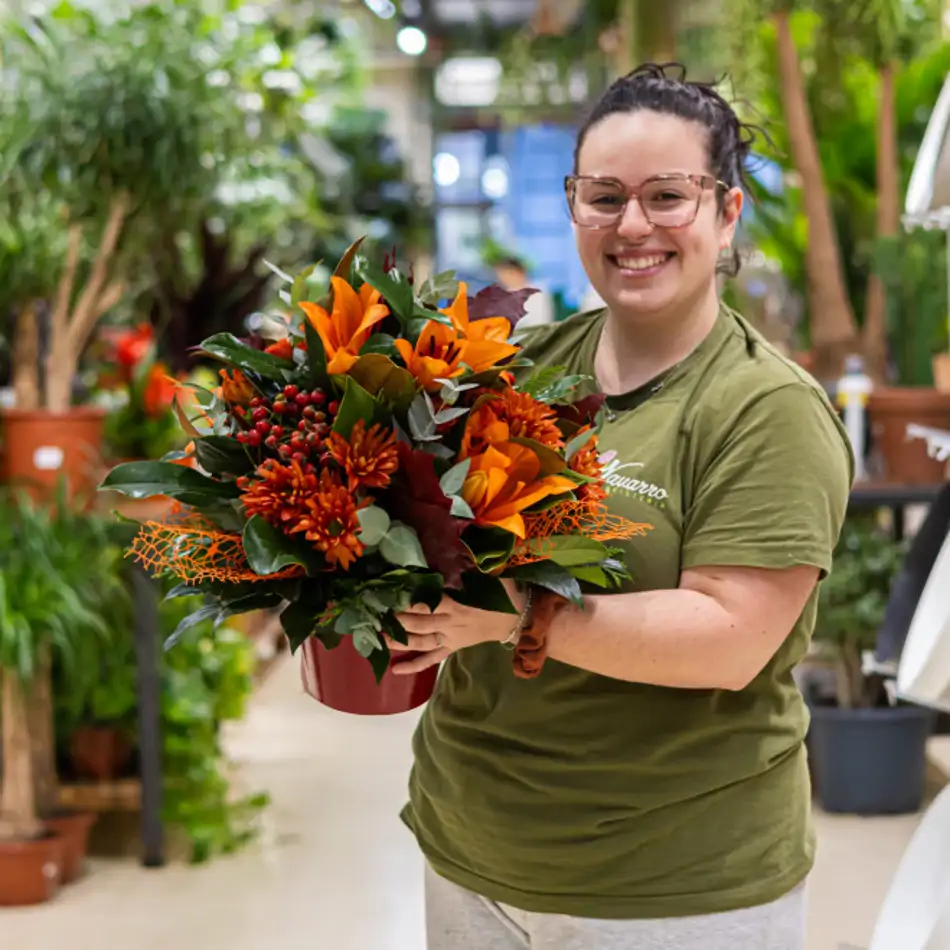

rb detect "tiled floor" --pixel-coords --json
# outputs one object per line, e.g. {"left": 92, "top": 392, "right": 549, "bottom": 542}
{"left": 1, "top": 656, "right": 929, "bottom": 950}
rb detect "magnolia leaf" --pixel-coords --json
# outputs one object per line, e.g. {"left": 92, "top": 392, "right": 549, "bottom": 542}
{"left": 570, "top": 565, "right": 609, "bottom": 587}
{"left": 509, "top": 560, "right": 584, "bottom": 605}
{"left": 360, "top": 333, "right": 399, "bottom": 357}
{"left": 301, "top": 312, "right": 330, "bottom": 390}
{"left": 347, "top": 354, "right": 417, "bottom": 407}
{"left": 100, "top": 461, "right": 241, "bottom": 505}
{"left": 357, "top": 505, "right": 391, "bottom": 547}
{"left": 462, "top": 526, "right": 516, "bottom": 573}
{"left": 165, "top": 603, "right": 220, "bottom": 650}
{"left": 380, "top": 523, "right": 428, "bottom": 568}
{"left": 194, "top": 435, "right": 255, "bottom": 476}
{"left": 448, "top": 572, "right": 518, "bottom": 614}
{"left": 354, "top": 256, "right": 414, "bottom": 320}
{"left": 279, "top": 601, "right": 319, "bottom": 653}
{"left": 242, "top": 517, "right": 310, "bottom": 576}
{"left": 521, "top": 535, "right": 609, "bottom": 567}
{"left": 199, "top": 333, "right": 294, "bottom": 377}
{"left": 333, "top": 236, "right": 366, "bottom": 280}
{"left": 439, "top": 458, "right": 471, "bottom": 497}
{"left": 332, "top": 376, "right": 389, "bottom": 439}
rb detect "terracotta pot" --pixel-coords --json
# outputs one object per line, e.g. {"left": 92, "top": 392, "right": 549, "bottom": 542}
{"left": 0, "top": 407, "right": 106, "bottom": 504}
{"left": 300, "top": 637, "right": 438, "bottom": 716}
{"left": 68, "top": 726, "right": 133, "bottom": 781}
{"left": 43, "top": 812, "right": 96, "bottom": 884}
{"left": 867, "top": 387, "right": 950, "bottom": 484}
{"left": 0, "top": 833, "right": 64, "bottom": 905}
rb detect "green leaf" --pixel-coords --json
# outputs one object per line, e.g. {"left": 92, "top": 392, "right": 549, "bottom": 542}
{"left": 509, "top": 437, "right": 567, "bottom": 476}
{"left": 450, "top": 495, "right": 474, "bottom": 519}
{"left": 360, "top": 333, "right": 398, "bottom": 357}
{"left": 448, "top": 572, "right": 518, "bottom": 614}
{"left": 357, "top": 506, "right": 391, "bottom": 546}
{"left": 242, "top": 517, "right": 310, "bottom": 576}
{"left": 439, "top": 458, "right": 471, "bottom": 497}
{"left": 352, "top": 627, "right": 383, "bottom": 658}
{"left": 417, "top": 269, "right": 459, "bottom": 306}
{"left": 279, "top": 601, "right": 319, "bottom": 652}
{"left": 569, "top": 565, "right": 609, "bottom": 587}
{"left": 354, "top": 256, "right": 414, "bottom": 320}
{"left": 521, "top": 535, "right": 609, "bottom": 567}
{"left": 346, "top": 354, "right": 417, "bottom": 407}
{"left": 332, "top": 376, "right": 389, "bottom": 440}
{"left": 333, "top": 236, "right": 366, "bottom": 280}
{"left": 200, "top": 333, "right": 294, "bottom": 378}
{"left": 263, "top": 259, "right": 293, "bottom": 284}
{"left": 379, "top": 523, "right": 428, "bottom": 568}
{"left": 402, "top": 572, "right": 444, "bottom": 612}
{"left": 165, "top": 603, "right": 220, "bottom": 650}
{"left": 194, "top": 436, "right": 254, "bottom": 476}
{"left": 290, "top": 263, "right": 318, "bottom": 306}
{"left": 367, "top": 639, "right": 391, "bottom": 683}
{"left": 509, "top": 561, "right": 584, "bottom": 605}
{"left": 564, "top": 427, "right": 595, "bottom": 463}
{"left": 462, "top": 526, "right": 516, "bottom": 573}
{"left": 407, "top": 393, "right": 438, "bottom": 441}
{"left": 100, "top": 461, "right": 241, "bottom": 505}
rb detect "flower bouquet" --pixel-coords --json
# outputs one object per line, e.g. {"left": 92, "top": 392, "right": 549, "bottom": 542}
{"left": 100, "top": 241, "right": 649, "bottom": 715}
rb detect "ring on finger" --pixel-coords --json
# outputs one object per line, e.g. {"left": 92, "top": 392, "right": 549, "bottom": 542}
{"left": 435, "top": 632, "right": 443, "bottom": 648}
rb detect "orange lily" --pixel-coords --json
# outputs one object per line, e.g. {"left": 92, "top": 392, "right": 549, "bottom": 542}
{"left": 393, "top": 320, "right": 466, "bottom": 391}
{"left": 299, "top": 277, "right": 389, "bottom": 374}
{"left": 142, "top": 363, "right": 177, "bottom": 417}
{"left": 441, "top": 282, "right": 514, "bottom": 345}
{"left": 460, "top": 442, "right": 576, "bottom": 539}
{"left": 265, "top": 338, "right": 295, "bottom": 360}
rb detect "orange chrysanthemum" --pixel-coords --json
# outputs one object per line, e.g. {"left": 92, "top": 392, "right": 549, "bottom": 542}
{"left": 219, "top": 368, "right": 255, "bottom": 407}
{"left": 326, "top": 419, "right": 400, "bottom": 492}
{"left": 461, "top": 388, "right": 564, "bottom": 459}
{"left": 569, "top": 428, "right": 607, "bottom": 505}
{"left": 290, "top": 468, "right": 366, "bottom": 569}
{"left": 241, "top": 458, "right": 316, "bottom": 528}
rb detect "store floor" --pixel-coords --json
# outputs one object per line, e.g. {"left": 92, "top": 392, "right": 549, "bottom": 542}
{"left": 2, "top": 655, "right": 930, "bottom": 950}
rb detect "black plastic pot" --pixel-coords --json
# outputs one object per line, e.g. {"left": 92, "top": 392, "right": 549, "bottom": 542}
{"left": 809, "top": 704, "right": 936, "bottom": 814}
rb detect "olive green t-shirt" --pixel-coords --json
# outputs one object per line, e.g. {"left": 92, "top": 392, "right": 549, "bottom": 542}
{"left": 402, "top": 306, "right": 853, "bottom": 919}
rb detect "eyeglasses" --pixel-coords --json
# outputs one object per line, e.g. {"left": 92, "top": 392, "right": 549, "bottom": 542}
{"left": 564, "top": 173, "right": 729, "bottom": 230}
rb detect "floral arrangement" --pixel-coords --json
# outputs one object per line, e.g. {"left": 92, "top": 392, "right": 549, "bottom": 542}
{"left": 95, "top": 323, "right": 182, "bottom": 461}
{"left": 100, "top": 241, "right": 649, "bottom": 679}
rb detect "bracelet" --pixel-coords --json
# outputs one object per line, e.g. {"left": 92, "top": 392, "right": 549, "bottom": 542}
{"left": 501, "top": 588, "right": 533, "bottom": 650}
{"left": 513, "top": 590, "right": 568, "bottom": 679}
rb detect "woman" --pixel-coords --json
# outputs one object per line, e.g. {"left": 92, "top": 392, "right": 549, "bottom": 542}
{"left": 391, "top": 64, "right": 853, "bottom": 950}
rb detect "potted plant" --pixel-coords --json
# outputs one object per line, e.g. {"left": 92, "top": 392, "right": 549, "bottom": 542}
{"left": 867, "top": 229, "right": 950, "bottom": 484}
{"left": 808, "top": 516, "right": 936, "bottom": 814}
{"left": 0, "top": 492, "right": 114, "bottom": 901}
{"left": 0, "top": 4, "right": 217, "bottom": 501}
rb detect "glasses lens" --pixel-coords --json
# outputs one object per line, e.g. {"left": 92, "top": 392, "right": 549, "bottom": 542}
{"left": 571, "top": 179, "right": 626, "bottom": 226}
{"left": 640, "top": 177, "right": 702, "bottom": 227}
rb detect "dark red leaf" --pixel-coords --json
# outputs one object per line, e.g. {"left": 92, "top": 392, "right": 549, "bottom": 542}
{"left": 467, "top": 285, "right": 538, "bottom": 326}
{"left": 386, "top": 445, "right": 472, "bottom": 588}
{"left": 554, "top": 393, "right": 606, "bottom": 427}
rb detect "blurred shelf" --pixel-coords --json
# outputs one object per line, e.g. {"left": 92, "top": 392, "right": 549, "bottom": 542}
{"left": 58, "top": 778, "right": 142, "bottom": 813}
{"left": 849, "top": 483, "right": 945, "bottom": 508}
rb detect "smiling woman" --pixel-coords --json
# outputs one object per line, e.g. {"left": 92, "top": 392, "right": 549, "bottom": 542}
{"left": 402, "top": 63, "right": 854, "bottom": 950}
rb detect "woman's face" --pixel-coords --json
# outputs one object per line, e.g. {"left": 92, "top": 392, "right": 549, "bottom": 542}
{"left": 573, "top": 110, "right": 743, "bottom": 322}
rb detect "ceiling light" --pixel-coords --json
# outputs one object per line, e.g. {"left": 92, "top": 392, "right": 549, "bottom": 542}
{"left": 433, "top": 153, "right": 461, "bottom": 188}
{"left": 396, "top": 25, "right": 428, "bottom": 56}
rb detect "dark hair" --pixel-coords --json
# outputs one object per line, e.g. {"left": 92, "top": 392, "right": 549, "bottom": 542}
{"left": 574, "top": 62, "right": 763, "bottom": 276}
{"left": 494, "top": 256, "right": 527, "bottom": 273}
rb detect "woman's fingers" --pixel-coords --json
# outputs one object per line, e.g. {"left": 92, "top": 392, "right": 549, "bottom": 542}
{"left": 398, "top": 611, "right": 445, "bottom": 634}
{"left": 391, "top": 649, "right": 448, "bottom": 675}
{"left": 386, "top": 632, "right": 442, "bottom": 652}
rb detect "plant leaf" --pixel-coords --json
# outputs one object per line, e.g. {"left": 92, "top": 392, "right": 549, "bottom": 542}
{"left": 357, "top": 505, "right": 391, "bottom": 546}
{"left": 301, "top": 311, "right": 330, "bottom": 390}
{"left": 242, "top": 516, "right": 310, "bottom": 576}
{"left": 439, "top": 458, "right": 471, "bottom": 497}
{"left": 279, "top": 601, "right": 319, "bottom": 652}
{"left": 333, "top": 236, "right": 366, "bottom": 280}
{"left": 462, "top": 525, "right": 516, "bottom": 573}
{"left": 520, "top": 535, "right": 608, "bottom": 567}
{"left": 194, "top": 436, "right": 255, "bottom": 476}
{"left": 290, "top": 262, "right": 319, "bottom": 306}
{"left": 165, "top": 603, "right": 220, "bottom": 650}
{"left": 564, "top": 427, "right": 595, "bottom": 463}
{"left": 354, "top": 256, "right": 414, "bottom": 320}
{"left": 508, "top": 560, "right": 584, "bottom": 605}
{"left": 332, "top": 376, "right": 389, "bottom": 439}
{"left": 467, "top": 285, "right": 537, "bottom": 324}
{"left": 346, "top": 353, "right": 417, "bottom": 407}
{"left": 200, "top": 333, "right": 294, "bottom": 378}
{"left": 448, "top": 572, "right": 518, "bottom": 614}
{"left": 418, "top": 269, "right": 459, "bottom": 306}
{"left": 100, "top": 461, "right": 241, "bottom": 505}
{"left": 450, "top": 495, "right": 474, "bottom": 519}
{"left": 360, "top": 333, "right": 398, "bottom": 357}
{"left": 379, "top": 523, "right": 428, "bottom": 568}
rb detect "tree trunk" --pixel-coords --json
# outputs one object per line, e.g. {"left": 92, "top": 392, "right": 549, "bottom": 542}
{"left": 636, "top": 0, "right": 677, "bottom": 62}
{"left": 0, "top": 672, "right": 42, "bottom": 840}
{"left": 863, "top": 61, "right": 900, "bottom": 382}
{"left": 11, "top": 302, "right": 41, "bottom": 411}
{"left": 773, "top": 8, "right": 859, "bottom": 379}
{"left": 27, "top": 648, "right": 58, "bottom": 817}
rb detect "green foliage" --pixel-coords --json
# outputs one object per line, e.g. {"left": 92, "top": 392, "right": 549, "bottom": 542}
{"left": 815, "top": 516, "right": 907, "bottom": 707}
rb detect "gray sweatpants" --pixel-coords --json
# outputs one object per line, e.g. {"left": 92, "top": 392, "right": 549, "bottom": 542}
{"left": 425, "top": 865, "right": 806, "bottom": 950}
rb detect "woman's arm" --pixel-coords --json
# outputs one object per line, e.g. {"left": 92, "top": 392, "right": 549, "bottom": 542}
{"left": 545, "top": 564, "right": 820, "bottom": 690}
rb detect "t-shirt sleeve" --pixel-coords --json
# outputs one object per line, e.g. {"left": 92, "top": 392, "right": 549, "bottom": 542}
{"left": 681, "top": 383, "right": 853, "bottom": 575}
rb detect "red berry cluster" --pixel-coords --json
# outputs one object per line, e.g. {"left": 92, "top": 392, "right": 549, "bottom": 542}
{"left": 234, "top": 384, "right": 341, "bottom": 476}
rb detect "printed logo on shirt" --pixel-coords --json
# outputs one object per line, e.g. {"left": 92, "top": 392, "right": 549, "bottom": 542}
{"left": 599, "top": 451, "right": 668, "bottom": 508}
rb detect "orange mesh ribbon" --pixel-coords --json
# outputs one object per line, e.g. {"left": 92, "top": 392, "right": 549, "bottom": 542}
{"left": 128, "top": 514, "right": 305, "bottom": 585}
{"left": 511, "top": 500, "right": 652, "bottom": 565}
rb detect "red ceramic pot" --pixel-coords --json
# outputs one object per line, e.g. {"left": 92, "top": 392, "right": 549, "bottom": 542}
{"left": 300, "top": 637, "right": 438, "bottom": 716}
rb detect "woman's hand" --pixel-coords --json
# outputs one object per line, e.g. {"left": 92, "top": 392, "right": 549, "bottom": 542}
{"left": 389, "top": 580, "right": 527, "bottom": 675}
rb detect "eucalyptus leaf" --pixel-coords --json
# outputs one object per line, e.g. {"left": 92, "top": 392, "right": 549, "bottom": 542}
{"left": 450, "top": 495, "right": 475, "bottom": 519}
{"left": 439, "top": 458, "right": 471, "bottom": 498}
{"left": 357, "top": 506, "right": 391, "bottom": 547}
{"left": 379, "top": 523, "right": 428, "bottom": 568}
